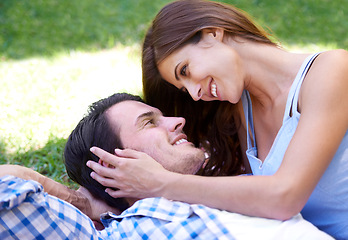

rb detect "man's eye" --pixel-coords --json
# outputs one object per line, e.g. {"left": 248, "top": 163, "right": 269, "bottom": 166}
{"left": 145, "top": 119, "right": 155, "bottom": 126}
{"left": 180, "top": 65, "right": 187, "bottom": 76}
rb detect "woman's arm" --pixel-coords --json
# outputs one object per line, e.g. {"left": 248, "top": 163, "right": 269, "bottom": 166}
{"left": 87, "top": 50, "right": 348, "bottom": 220}
{"left": 87, "top": 149, "right": 288, "bottom": 218}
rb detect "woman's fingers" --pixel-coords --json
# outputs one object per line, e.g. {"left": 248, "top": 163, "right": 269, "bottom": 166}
{"left": 90, "top": 146, "right": 120, "bottom": 166}
{"left": 87, "top": 147, "right": 169, "bottom": 199}
{"left": 87, "top": 160, "right": 117, "bottom": 180}
{"left": 105, "top": 188, "right": 128, "bottom": 198}
{"left": 89, "top": 169, "right": 120, "bottom": 188}
{"left": 114, "top": 148, "right": 146, "bottom": 159}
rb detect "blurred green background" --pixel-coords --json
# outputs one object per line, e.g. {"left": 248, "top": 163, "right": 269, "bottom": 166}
{"left": 0, "top": 0, "right": 347, "bottom": 186}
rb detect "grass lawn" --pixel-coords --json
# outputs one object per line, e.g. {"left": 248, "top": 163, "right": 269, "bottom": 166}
{"left": 0, "top": 46, "right": 143, "bottom": 187}
{"left": 0, "top": 0, "right": 347, "bottom": 186}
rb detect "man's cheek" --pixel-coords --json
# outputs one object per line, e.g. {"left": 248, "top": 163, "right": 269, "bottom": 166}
{"left": 131, "top": 143, "right": 158, "bottom": 160}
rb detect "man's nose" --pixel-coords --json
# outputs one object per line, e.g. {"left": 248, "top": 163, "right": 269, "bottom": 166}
{"left": 165, "top": 117, "right": 186, "bottom": 132}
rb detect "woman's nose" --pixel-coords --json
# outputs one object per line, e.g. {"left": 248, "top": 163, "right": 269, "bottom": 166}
{"left": 187, "top": 84, "right": 202, "bottom": 101}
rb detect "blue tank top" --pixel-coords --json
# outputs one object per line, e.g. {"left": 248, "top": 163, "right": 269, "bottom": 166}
{"left": 242, "top": 53, "right": 348, "bottom": 239}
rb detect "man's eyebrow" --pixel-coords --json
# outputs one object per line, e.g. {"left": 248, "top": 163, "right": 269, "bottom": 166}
{"left": 135, "top": 111, "right": 155, "bottom": 125}
{"left": 174, "top": 63, "right": 180, "bottom": 80}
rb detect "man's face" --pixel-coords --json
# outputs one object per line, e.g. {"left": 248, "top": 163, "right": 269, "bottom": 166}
{"left": 105, "top": 100, "right": 205, "bottom": 174}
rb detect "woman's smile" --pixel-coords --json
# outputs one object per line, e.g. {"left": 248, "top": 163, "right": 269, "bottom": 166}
{"left": 210, "top": 80, "right": 218, "bottom": 98}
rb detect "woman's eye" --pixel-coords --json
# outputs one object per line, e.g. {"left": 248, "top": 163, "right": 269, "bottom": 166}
{"left": 180, "top": 87, "right": 188, "bottom": 93}
{"left": 180, "top": 65, "right": 187, "bottom": 76}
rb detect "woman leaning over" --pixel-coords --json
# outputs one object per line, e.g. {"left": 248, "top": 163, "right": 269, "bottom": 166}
{"left": 88, "top": 0, "right": 348, "bottom": 238}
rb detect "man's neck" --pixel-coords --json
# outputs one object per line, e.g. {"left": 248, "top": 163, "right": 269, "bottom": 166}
{"left": 126, "top": 197, "right": 141, "bottom": 207}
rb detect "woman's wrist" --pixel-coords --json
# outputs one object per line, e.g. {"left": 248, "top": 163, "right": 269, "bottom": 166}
{"left": 159, "top": 171, "right": 185, "bottom": 200}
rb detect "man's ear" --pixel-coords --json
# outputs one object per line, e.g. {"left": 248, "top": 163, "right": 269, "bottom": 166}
{"left": 201, "top": 28, "right": 224, "bottom": 43}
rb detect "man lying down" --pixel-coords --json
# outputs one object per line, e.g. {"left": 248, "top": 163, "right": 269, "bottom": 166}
{"left": 0, "top": 93, "right": 333, "bottom": 239}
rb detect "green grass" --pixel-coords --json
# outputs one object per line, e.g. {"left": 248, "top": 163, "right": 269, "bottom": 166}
{"left": 0, "top": 0, "right": 347, "bottom": 186}
{"left": 0, "top": 136, "right": 76, "bottom": 187}
{"left": 223, "top": 0, "right": 348, "bottom": 50}
{"left": 0, "top": 0, "right": 172, "bottom": 59}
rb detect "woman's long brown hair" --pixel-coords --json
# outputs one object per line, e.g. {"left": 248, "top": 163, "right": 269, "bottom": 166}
{"left": 142, "top": 0, "right": 277, "bottom": 176}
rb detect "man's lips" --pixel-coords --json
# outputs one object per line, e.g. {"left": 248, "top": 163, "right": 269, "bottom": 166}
{"left": 172, "top": 134, "right": 188, "bottom": 145}
{"left": 174, "top": 139, "right": 188, "bottom": 145}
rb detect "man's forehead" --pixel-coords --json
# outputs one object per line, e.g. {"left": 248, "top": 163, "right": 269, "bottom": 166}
{"left": 107, "top": 100, "right": 160, "bottom": 125}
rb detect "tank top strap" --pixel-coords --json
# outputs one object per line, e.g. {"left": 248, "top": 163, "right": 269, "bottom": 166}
{"left": 283, "top": 52, "right": 322, "bottom": 122}
{"left": 242, "top": 90, "right": 256, "bottom": 149}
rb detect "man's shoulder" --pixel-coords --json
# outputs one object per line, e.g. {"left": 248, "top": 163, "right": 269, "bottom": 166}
{"left": 103, "top": 197, "right": 194, "bottom": 221}
{"left": 100, "top": 197, "right": 235, "bottom": 239}
{"left": 0, "top": 175, "right": 44, "bottom": 211}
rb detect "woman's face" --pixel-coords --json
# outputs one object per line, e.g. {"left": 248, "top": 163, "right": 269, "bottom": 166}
{"left": 157, "top": 30, "right": 246, "bottom": 104}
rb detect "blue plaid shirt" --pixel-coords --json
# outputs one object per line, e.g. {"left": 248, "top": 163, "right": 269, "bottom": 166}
{"left": 0, "top": 176, "right": 332, "bottom": 240}
{"left": 0, "top": 176, "right": 235, "bottom": 239}
{"left": 100, "top": 197, "right": 234, "bottom": 239}
{"left": 0, "top": 175, "right": 101, "bottom": 240}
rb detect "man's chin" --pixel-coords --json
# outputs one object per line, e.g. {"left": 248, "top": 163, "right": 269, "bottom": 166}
{"left": 192, "top": 152, "right": 207, "bottom": 175}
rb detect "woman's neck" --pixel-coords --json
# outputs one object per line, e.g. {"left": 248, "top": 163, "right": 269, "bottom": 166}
{"left": 230, "top": 38, "right": 310, "bottom": 109}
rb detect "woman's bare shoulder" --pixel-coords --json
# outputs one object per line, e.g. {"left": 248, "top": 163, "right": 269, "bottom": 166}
{"left": 299, "top": 49, "right": 348, "bottom": 113}
{"left": 304, "top": 49, "right": 348, "bottom": 85}
{"left": 317, "top": 49, "right": 348, "bottom": 69}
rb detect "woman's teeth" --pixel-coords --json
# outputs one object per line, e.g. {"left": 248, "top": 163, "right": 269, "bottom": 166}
{"left": 175, "top": 139, "right": 188, "bottom": 145}
{"left": 211, "top": 83, "right": 217, "bottom": 97}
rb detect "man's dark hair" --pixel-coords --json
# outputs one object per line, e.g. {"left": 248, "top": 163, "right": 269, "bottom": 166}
{"left": 64, "top": 93, "right": 144, "bottom": 212}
